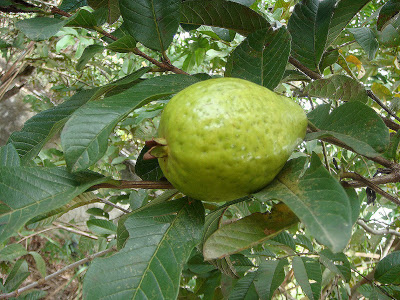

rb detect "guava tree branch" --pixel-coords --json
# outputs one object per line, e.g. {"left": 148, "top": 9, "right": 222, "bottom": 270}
{"left": 48, "top": 7, "right": 188, "bottom": 75}
{"left": 0, "top": 247, "right": 117, "bottom": 299}
{"left": 357, "top": 219, "right": 400, "bottom": 237}
{"left": 341, "top": 171, "right": 400, "bottom": 206}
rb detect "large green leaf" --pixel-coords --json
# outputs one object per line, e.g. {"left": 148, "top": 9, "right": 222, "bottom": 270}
{"left": 225, "top": 26, "right": 291, "bottom": 90}
{"left": 253, "top": 259, "right": 288, "bottom": 300}
{"left": 61, "top": 74, "right": 199, "bottom": 172}
{"left": 119, "top": 0, "right": 180, "bottom": 52}
{"left": 292, "top": 257, "right": 322, "bottom": 300}
{"left": 0, "top": 144, "right": 20, "bottom": 167}
{"left": 0, "top": 167, "right": 107, "bottom": 244}
{"left": 82, "top": 198, "right": 204, "bottom": 299}
{"left": 228, "top": 272, "right": 258, "bottom": 300}
{"left": 203, "top": 203, "right": 298, "bottom": 260}
{"left": 287, "top": 0, "right": 336, "bottom": 72}
{"left": 8, "top": 88, "right": 99, "bottom": 164}
{"left": 180, "top": 0, "right": 270, "bottom": 36}
{"left": 15, "top": 17, "right": 67, "bottom": 41}
{"left": 377, "top": 0, "right": 400, "bottom": 31}
{"left": 88, "top": 0, "right": 120, "bottom": 24}
{"left": 307, "top": 101, "right": 390, "bottom": 156}
{"left": 348, "top": 27, "right": 379, "bottom": 60}
{"left": 304, "top": 75, "right": 369, "bottom": 103}
{"left": 326, "top": 0, "right": 371, "bottom": 46}
{"left": 375, "top": 251, "right": 400, "bottom": 284}
{"left": 319, "top": 249, "right": 351, "bottom": 282}
{"left": 254, "top": 154, "right": 352, "bottom": 253}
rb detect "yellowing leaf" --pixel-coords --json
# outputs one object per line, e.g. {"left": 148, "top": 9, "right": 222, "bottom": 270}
{"left": 372, "top": 82, "right": 392, "bottom": 100}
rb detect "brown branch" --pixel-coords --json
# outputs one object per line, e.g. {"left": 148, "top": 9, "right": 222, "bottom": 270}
{"left": 367, "top": 90, "right": 400, "bottom": 123}
{"left": 288, "top": 56, "right": 322, "bottom": 80}
{"left": 341, "top": 171, "right": 400, "bottom": 206}
{"left": 0, "top": 247, "right": 117, "bottom": 299}
{"left": 92, "top": 180, "right": 174, "bottom": 190}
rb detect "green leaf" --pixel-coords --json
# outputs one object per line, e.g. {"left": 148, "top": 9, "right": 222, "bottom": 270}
{"left": 305, "top": 75, "right": 368, "bottom": 103}
{"left": 271, "top": 231, "right": 296, "bottom": 251}
{"left": 28, "top": 251, "right": 46, "bottom": 278}
{"left": 106, "top": 35, "right": 137, "bottom": 53}
{"left": 203, "top": 203, "right": 299, "bottom": 260}
{"left": 59, "top": 0, "right": 88, "bottom": 12}
{"left": 0, "top": 244, "right": 28, "bottom": 262}
{"left": 180, "top": 0, "right": 270, "bottom": 36}
{"left": 375, "top": 251, "right": 400, "bottom": 284}
{"left": 76, "top": 44, "right": 104, "bottom": 71}
{"left": 319, "top": 249, "right": 351, "bottom": 282}
{"left": 82, "top": 198, "right": 204, "bottom": 299}
{"left": 347, "top": 187, "right": 360, "bottom": 226}
{"left": 307, "top": 101, "right": 390, "bottom": 156}
{"left": 61, "top": 74, "right": 199, "bottom": 172}
{"left": 377, "top": 14, "right": 400, "bottom": 47}
{"left": 0, "top": 144, "right": 20, "bottom": 167}
{"left": 119, "top": 0, "right": 180, "bottom": 52}
{"left": 348, "top": 28, "right": 379, "bottom": 60}
{"left": 377, "top": 0, "right": 400, "bottom": 31}
{"left": 294, "top": 234, "right": 314, "bottom": 252}
{"left": 225, "top": 27, "right": 291, "bottom": 90}
{"left": 326, "top": 0, "right": 371, "bottom": 46}
{"left": 16, "top": 17, "right": 67, "bottom": 41}
{"left": 292, "top": 256, "right": 322, "bottom": 300}
{"left": 4, "top": 260, "right": 30, "bottom": 292}
{"left": 253, "top": 259, "right": 288, "bottom": 300}
{"left": 88, "top": 0, "right": 120, "bottom": 24}
{"left": 135, "top": 145, "right": 163, "bottom": 181}
{"left": 254, "top": 154, "right": 352, "bottom": 253}
{"left": 87, "top": 219, "right": 117, "bottom": 236}
{"left": 228, "top": 271, "right": 258, "bottom": 300}
{"left": 0, "top": 167, "right": 107, "bottom": 243}
{"left": 287, "top": 0, "right": 336, "bottom": 72}
{"left": 8, "top": 88, "right": 99, "bottom": 163}
{"left": 66, "top": 8, "right": 97, "bottom": 28}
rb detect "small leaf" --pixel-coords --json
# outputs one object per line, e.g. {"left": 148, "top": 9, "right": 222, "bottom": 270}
{"left": 0, "top": 167, "right": 107, "bottom": 243}
{"left": 292, "top": 256, "right": 322, "bottom": 300}
{"left": 375, "top": 251, "right": 400, "bottom": 284}
{"left": 377, "top": 0, "right": 400, "bottom": 31}
{"left": 348, "top": 28, "right": 379, "bottom": 60}
{"left": 326, "top": 0, "right": 371, "bottom": 46}
{"left": 0, "top": 144, "right": 20, "bottom": 167}
{"left": 319, "top": 249, "right": 351, "bottom": 282}
{"left": 76, "top": 44, "right": 104, "bottom": 71}
{"left": 305, "top": 75, "right": 369, "bottom": 103}
{"left": 287, "top": 0, "right": 336, "bottom": 72}
{"left": 87, "top": 219, "right": 117, "bottom": 236}
{"left": 254, "top": 154, "right": 352, "bottom": 253}
{"left": 59, "top": 0, "right": 88, "bottom": 12}
{"left": 66, "top": 8, "right": 97, "bottom": 28}
{"left": 135, "top": 145, "right": 163, "bottom": 181}
{"left": 253, "top": 259, "right": 288, "bottom": 300}
{"left": 307, "top": 101, "right": 390, "bottom": 156}
{"left": 88, "top": 0, "right": 120, "bottom": 24}
{"left": 294, "top": 234, "right": 314, "bottom": 252}
{"left": 4, "top": 260, "right": 30, "bottom": 292}
{"left": 120, "top": 0, "right": 180, "bottom": 52}
{"left": 203, "top": 203, "right": 299, "bottom": 260}
{"left": 0, "top": 244, "right": 28, "bottom": 262}
{"left": 16, "top": 17, "right": 67, "bottom": 41}
{"left": 61, "top": 74, "right": 199, "bottom": 172}
{"left": 28, "top": 251, "right": 46, "bottom": 278}
{"left": 228, "top": 271, "right": 258, "bottom": 300}
{"left": 225, "top": 26, "right": 291, "bottom": 90}
{"left": 83, "top": 198, "right": 204, "bottom": 299}
{"left": 271, "top": 231, "right": 296, "bottom": 251}
{"left": 180, "top": 0, "right": 270, "bottom": 36}
{"left": 106, "top": 35, "right": 137, "bottom": 53}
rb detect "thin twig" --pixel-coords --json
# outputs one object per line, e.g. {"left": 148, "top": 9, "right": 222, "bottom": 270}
{"left": 367, "top": 89, "right": 400, "bottom": 123}
{"left": 92, "top": 180, "right": 174, "bottom": 190}
{"left": 0, "top": 247, "right": 116, "bottom": 299}
{"left": 356, "top": 220, "right": 400, "bottom": 238}
{"left": 52, "top": 222, "right": 99, "bottom": 240}
{"left": 99, "top": 198, "right": 130, "bottom": 213}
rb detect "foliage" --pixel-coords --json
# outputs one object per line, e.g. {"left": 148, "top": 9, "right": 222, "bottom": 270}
{"left": 1, "top": 0, "right": 400, "bottom": 299}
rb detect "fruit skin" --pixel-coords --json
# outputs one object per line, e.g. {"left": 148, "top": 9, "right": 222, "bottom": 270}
{"left": 154, "top": 77, "right": 307, "bottom": 202}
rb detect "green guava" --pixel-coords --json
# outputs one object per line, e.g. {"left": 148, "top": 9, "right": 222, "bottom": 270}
{"left": 148, "top": 77, "right": 307, "bottom": 202}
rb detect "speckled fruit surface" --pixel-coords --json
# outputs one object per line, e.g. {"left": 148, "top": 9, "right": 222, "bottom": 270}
{"left": 154, "top": 77, "right": 307, "bottom": 202}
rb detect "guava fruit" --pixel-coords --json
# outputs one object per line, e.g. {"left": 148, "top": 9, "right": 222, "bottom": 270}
{"left": 147, "top": 77, "right": 307, "bottom": 202}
